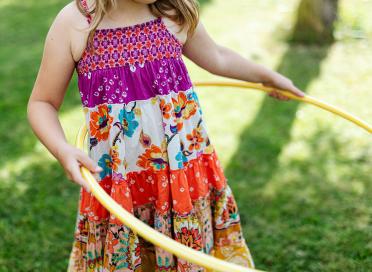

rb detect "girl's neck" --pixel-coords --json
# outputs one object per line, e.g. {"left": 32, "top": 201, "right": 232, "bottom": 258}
{"left": 106, "top": 1, "right": 153, "bottom": 22}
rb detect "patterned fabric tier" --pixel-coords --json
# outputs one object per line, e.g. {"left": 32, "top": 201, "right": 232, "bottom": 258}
{"left": 81, "top": 84, "right": 227, "bottom": 222}
{"left": 78, "top": 57, "right": 192, "bottom": 107}
{"left": 71, "top": 184, "right": 252, "bottom": 271}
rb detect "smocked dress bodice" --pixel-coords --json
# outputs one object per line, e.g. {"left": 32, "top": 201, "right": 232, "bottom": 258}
{"left": 76, "top": 17, "right": 192, "bottom": 108}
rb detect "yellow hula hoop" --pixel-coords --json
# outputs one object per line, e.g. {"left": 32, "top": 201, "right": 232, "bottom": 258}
{"left": 194, "top": 81, "right": 371, "bottom": 134}
{"left": 75, "top": 81, "right": 371, "bottom": 272}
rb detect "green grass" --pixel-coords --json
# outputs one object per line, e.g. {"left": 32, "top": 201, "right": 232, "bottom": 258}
{"left": 0, "top": 0, "right": 371, "bottom": 271}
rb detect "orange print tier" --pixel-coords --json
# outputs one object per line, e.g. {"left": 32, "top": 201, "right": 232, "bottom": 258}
{"left": 78, "top": 149, "right": 227, "bottom": 225}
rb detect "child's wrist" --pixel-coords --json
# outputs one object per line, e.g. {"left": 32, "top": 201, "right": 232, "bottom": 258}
{"left": 259, "top": 69, "right": 278, "bottom": 85}
{"left": 55, "top": 142, "right": 72, "bottom": 161}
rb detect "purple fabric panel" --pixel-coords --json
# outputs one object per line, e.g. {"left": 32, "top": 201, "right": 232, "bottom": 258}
{"left": 78, "top": 57, "right": 193, "bottom": 108}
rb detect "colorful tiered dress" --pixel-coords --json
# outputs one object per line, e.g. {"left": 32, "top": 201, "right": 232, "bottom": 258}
{"left": 68, "top": 2, "right": 255, "bottom": 271}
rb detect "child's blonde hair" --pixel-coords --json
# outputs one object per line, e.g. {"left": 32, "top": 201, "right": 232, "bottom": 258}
{"left": 76, "top": 0, "right": 199, "bottom": 51}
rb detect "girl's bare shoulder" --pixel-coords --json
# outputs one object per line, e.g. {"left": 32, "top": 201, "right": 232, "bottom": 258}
{"left": 53, "top": 1, "right": 90, "bottom": 36}
{"left": 161, "top": 12, "right": 189, "bottom": 46}
{"left": 53, "top": 1, "right": 91, "bottom": 62}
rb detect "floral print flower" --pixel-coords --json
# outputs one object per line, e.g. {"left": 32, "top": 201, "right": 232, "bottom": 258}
{"left": 175, "top": 226, "right": 202, "bottom": 250}
{"left": 186, "top": 128, "right": 204, "bottom": 151}
{"left": 188, "top": 91, "right": 203, "bottom": 115}
{"left": 109, "top": 145, "right": 121, "bottom": 172}
{"left": 89, "top": 104, "right": 113, "bottom": 142}
{"left": 136, "top": 140, "right": 168, "bottom": 171}
{"left": 172, "top": 92, "right": 197, "bottom": 131}
{"left": 159, "top": 98, "right": 173, "bottom": 119}
{"left": 98, "top": 153, "right": 112, "bottom": 179}
{"left": 112, "top": 171, "right": 125, "bottom": 183}
{"left": 118, "top": 107, "right": 139, "bottom": 137}
{"left": 175, "top": 150, "right": 188, "bottom": 168}
{"left": 139, "top": 129, "right": 151, "bottom": 148}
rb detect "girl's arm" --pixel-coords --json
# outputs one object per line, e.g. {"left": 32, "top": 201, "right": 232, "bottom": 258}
{"left": 182, "top": 21, "right": 305, "bottom": 99}
{"left": 27, "top": 3, "right": 101, "bottom": 192}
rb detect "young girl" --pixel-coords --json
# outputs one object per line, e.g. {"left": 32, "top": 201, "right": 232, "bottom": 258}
{"left": 27, "top": 0, "right": 305, "bottom": 271}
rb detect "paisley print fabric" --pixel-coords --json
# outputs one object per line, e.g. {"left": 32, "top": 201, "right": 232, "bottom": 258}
{"left": 68, "top": 1, "right": 255, "bottom": 271}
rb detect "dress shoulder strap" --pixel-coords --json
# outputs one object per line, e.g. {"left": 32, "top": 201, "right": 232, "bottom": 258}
{"left": 80, "top": 0, "right": 93, "bottom": 25}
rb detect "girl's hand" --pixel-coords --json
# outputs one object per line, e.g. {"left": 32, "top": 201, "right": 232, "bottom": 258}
{"left": 56, "top": 143, "right": 102, "bottom": 193}
{"left": 263, "top": 72, "right": 305, "bottom": 101}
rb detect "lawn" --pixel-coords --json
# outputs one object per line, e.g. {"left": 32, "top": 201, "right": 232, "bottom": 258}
{"left": 0, "top": 0, "right": 371, "bottom": 271}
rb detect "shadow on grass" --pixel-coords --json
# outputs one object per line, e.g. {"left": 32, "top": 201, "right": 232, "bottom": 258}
{"left": 232, "top": 126, "right": 371, "bottom": 271}
{"left": 223, "top": 37, "right": 372, "bottom": 270}
{"left": 224, "top": 43, "right": 331, "bottom": 184}
{"left": 223, "top": 43, "right": 331, "bottom": 188}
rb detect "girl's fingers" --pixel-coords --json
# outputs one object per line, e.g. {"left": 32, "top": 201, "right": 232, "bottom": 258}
{"left": 77, "top": 151, "right": 102, "bottom": 173}
{"left": 70, "top": 163, "right": 91, "bottom": 193}
{"left": 269, "top": 91, "right": 278, "bottom": 99}
{"left": 269, "top": 90, "right": 278, "bottom": 97}
{"left": 278, "top": 92, "right": 290, "bottom": 100}
{"left": 288, "top": 84, "right": 305, "bottom": 97}
{"left": 269, "top": 88, "right": 302, "bottom": 101}
{"left": 269, "top": 90, "right": 289, "bottom": 101}
{"left": 265, "top": 78, "right": 305, "bottom": 98}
